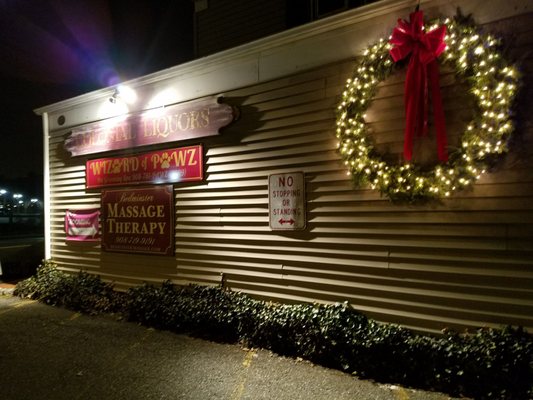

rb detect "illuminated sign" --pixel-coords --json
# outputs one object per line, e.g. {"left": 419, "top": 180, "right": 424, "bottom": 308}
{"left": 65, "top": 96, "right": 236, "bottom": 156}
{"left": 269, "top": 172, "right": 306, "bottom": 230}
{"left": 101, "top": 186, "right": 174, "bottom": 256}
{"left": 86, "top": 145, "right": 203, "bottom": 189}
{"left": 64, "top": 209, "right": 100, "bottom": 241}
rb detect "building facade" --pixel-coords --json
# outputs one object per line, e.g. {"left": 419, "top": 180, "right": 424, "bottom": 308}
{"left": 36, "top": 0, "right": 533, "bottom": 333}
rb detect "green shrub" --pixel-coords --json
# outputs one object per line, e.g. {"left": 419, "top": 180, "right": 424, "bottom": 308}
{"left": 14, "top": 259, "right": 70, "bottom": 304}
{"left": 14, "top": 259, "right": 123, "bottom": 314}
{"left": 127, "top": 283, "right": 265, "bottom": 342}
{"left": 14, "top": 261, "right": 533, "bottom": 399}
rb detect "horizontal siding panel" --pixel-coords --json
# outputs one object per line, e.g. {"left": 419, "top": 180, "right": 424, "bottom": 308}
{"left": 388, "top": 262, "right": 533, "bottom": 281}
{"left": 308, "top": 211, "right": 533, "bottom": 224}
{"left": 206, "top": 131, "right": 332, "bottom": 156}
{"left": 50, "top": 181, "right": 86, "bottom": 190}
{"left": 176, "top": 230, "right": 506, "bottom": 251}
{"left": 174, "top": 207, "right": 266, "bottom": 215}
{"left": 175, "top": 237, "right": 388, "bottom": 261}
{"left": 176, "top": 190, "right": 267, "bottom": 200}
{"left": 251, "top": 110, "right": 335, "bottom": 131}
{"left": 174, "top": 247, "right": 386, "bottom": 270}
{"left": 276, "top": 273, "right": 533, "bottom": 310}
{"left": 49, "top": 198, "right": 101, "bottom": 206}
{"left": 204, "top": 164, "right": 343, "bottom": 182}
{"left": 310, "top": 197, "right": 533, "bottom": 211}
{"left": 176, "top": 197, "right": 267, "bottom": 207}
{"left": 231, "top": 122, "right": 334, "bottom": 145}
{"left": 173, "top": 225, "right": 511, "bottom": 241}
{"left": 255, "top": 97, "right": 333, "bottom": 120}
{"left": 206, "top": 141, "right": 336, "bottom": 166}
{"left": 206, "top": 153, "right": 340, "bottom": 173}
{"left": 49, "top": 172, "right": 86, "bottom": 182}
{"left": 240, "top": 79, "right": 327, "bottom": 106}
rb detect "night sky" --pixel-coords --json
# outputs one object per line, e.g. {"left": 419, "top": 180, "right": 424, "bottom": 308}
{"left": 0, "top": 0, "right": 194, "bottom": 195}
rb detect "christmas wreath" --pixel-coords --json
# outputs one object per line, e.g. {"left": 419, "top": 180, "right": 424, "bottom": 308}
{"left": 336, "top": 11, "right": 519, "bottom": 202}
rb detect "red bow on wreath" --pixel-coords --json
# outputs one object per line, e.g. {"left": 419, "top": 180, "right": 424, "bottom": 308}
{"left": 389, "top": 10, "right": 448, "bottom": 162}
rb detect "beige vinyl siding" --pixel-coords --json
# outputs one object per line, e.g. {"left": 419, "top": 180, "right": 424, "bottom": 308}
{"left": 44, "top": 11, "right": 533, "bottom": 334}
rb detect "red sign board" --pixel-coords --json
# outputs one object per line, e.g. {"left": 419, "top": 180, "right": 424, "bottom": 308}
{"left": 65, "top": 96, "right": 236, "bottom": 156}
{"left": 86, "top": 145, "right": 203, "bottom": 189}
{"left": 101, "top": 186, "right": 174, "bottom": 256}
{"left": 65, "top": 209, "right": 100, "bottom": 242}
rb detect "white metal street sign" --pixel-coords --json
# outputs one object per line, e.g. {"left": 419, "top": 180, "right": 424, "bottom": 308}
{"left": 269, "top": 171, "right": 306, "bottom": 230}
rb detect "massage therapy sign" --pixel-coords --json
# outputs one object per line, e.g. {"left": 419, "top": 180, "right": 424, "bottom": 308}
{"left": 101, "top": 186, "right": 174, "bottom": 256}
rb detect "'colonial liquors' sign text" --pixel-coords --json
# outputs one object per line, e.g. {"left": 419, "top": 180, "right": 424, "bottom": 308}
{"left": 101, "top": 186, "right": 174, "bottom": 256}
{"left": 86, "top": 145, "right": 203, "bottom": 189}
{"left": 65, "top": 96, "right": 236, "bottom": 156}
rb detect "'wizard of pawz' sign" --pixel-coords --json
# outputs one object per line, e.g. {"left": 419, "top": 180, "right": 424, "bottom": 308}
{"left": 86, "top": 145, "right": 203, "bottom": 189}
{"left": 269, "top": 172, "right": 306, "bottom": 230}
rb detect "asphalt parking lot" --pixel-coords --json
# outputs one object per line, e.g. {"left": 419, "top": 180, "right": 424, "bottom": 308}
{"left": 0, "top": 235, "right": 43, "bottom": 279}
{"left": 0, "top": 294, "right": 462, "bottom": 400}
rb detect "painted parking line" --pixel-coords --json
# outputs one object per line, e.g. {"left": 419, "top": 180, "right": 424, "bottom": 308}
{"left": 13, "top": 300, "right": 37, "bottom": 308}
{"left": 69, "top": 312, "right": 82, "bottom": 321}
{"left": 129, "top": 327, "right": 155, "bottom": 351}
{"left": 230, "top": 349, "right": 256, "bottom": 400}
{"left": 0, "top": 299, "right": 37, "bottom": 316}
{"left": 391, "top": 385, "right": 410, "bottom": 400}
{"left": 0, "top": 244, "right": 31, "bottom": 250}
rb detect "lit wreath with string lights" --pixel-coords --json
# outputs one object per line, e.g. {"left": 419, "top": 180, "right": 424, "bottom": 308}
{"left": 336, "top": 15, "right": 519, "bottom": 202}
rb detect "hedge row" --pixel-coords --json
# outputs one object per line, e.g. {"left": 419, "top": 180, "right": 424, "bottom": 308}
{"left": 15, "top": 260, "right": 533, "bottom": 400}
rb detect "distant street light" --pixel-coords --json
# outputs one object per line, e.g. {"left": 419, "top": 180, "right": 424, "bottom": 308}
{"left": 12, "top": 194, "right": 23, "bottom": 214}
{"left": 0, "top": 189, "right": 7, "bottom": 208}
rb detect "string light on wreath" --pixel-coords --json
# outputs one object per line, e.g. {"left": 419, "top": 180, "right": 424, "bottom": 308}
{"left": 336, "top": 15, "right": 520, "bottom": 202}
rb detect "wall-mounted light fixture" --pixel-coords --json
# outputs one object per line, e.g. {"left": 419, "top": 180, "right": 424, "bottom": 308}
{"left": 109, "top": 88, "right": 119, "bottom": 104}
{"left": 108, "top": 85, "right": 137, "bottom": 105}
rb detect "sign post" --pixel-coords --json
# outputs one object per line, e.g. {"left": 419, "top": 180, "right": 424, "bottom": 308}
{"left": 269, "top": 172, "right": 306, "bottom": 230}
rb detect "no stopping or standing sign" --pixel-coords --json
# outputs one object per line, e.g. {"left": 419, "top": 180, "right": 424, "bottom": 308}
{"left": 269, "top": 172, "right": 306, "bottom": 230}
